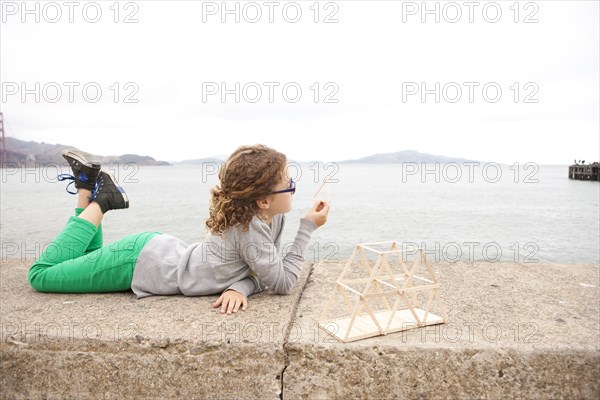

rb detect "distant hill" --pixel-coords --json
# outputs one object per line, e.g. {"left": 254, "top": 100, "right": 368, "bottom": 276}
{"left": 175, "top": 150, "right": 480, "bottom": 165}
{"left": 176, "top": 157, "right": 312, "bottom": 166}
{"left": 1, "top": 140, "right": 481, "bottom": 167}
{"left": 175, "top": 157, "right": 225, "bottom": 165}
{"left": 2, "top": 137, "right": 171, "bottom": 166}
{"left": 340, "top": 150, "right": 480, "bottom": 164}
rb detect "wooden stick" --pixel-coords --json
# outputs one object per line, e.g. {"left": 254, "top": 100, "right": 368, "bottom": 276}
{"left": 358, "top": 241, "right": 397, "bottom": 246}
{"left": 337, "top": 282, "right": 363, "bottom": 296}
{"left": 423, "top": 291, "right": 433, "bottom": 322}
{"left": 311, "top": 179, "right": 330, "bottom": 201}
{"left": 345, "top": 299, "right": 364, "bottom": 341}
{"left": 358, "top": 245, "right": 384, "bottom": 254}
{"left": 362, "top": 298, "right": 384, "bottom": 334}
{"left": 402, "top": 284, "right": 440, "bottom": 293}
{"left": 401, "top": 293, "right": 421, "bottom": 325}
{"left": 385, "top": 296, "right": 403, "bottom": 332}
{"left": 340, "top": 287, "right": 354, "bottom": 313}
{"left": 336, "top": 247, "right": 357, "bottom": 283}
{"left": 318, "top": 281, "right": 339, "bottom": 322}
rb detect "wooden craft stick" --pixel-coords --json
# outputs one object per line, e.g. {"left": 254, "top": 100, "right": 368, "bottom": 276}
{"left": 312, "top": 178, "right": 331, "bottom": 202}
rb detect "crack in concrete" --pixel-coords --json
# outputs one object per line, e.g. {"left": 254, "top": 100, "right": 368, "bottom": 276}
{"left": 279, "top": 262, "right": 317, "bottom": 399}
{"left": 278, "top": 352, "right": 289, "bottom": 400}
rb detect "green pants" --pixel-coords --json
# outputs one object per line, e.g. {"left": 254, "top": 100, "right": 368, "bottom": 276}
{"left": 28, "top": 208, "right": 161, "bottom": 293}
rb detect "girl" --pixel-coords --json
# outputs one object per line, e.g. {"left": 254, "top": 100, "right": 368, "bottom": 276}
{"left": 28, "top": 145, "right": 330, "bottom": 315}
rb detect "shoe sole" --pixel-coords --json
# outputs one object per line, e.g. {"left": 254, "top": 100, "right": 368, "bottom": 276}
{"left": 100, "top": 168, "right": 129, "bottom": 209}
{"left": 61, "top": 149, "right": 100, "bottom": 169}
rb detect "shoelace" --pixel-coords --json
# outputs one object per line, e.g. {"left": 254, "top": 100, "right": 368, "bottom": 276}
{"left": 57, "top": 174, "right": 77, "bottom": 194}
{"left": 57, "top": 173, "right": 101, "bottom": 202}
{"left": 89, "top": 176, "right": 103, "bottom": 201}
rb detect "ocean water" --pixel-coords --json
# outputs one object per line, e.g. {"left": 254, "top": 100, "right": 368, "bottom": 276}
{"left": 1, "top": 163, "right": 599, "bottom": 265}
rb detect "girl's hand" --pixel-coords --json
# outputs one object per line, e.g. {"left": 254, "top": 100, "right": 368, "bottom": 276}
{"left": 304, "top": 201, "right": 330, "bottom": 227}
{"left": 212, "top": 289, "right": 248, "bottom": 315}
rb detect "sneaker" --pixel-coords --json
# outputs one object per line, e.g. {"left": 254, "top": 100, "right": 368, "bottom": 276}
{"left": 90, "top": 169, "right": 129, "bottom": 213}
{"left": 59, "top": 149, "right": 101, "bottom": 193}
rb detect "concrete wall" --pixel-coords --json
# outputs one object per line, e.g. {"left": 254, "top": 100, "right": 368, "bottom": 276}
{"left": 1, "top": 259, "right": 598, "bottom": 399}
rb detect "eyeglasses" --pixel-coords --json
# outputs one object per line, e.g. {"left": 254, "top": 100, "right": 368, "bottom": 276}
{"left": 269, "top": 178, "right": 296, "bottom": 195}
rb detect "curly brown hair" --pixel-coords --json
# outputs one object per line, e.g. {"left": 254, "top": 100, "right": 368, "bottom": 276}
{"left": 205, "top": 144, "right": 287, "bottom": 235}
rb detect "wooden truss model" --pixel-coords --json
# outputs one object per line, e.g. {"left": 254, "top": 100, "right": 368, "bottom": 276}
{"left": 318, "top": 241, "right": 448, "bottom": 343}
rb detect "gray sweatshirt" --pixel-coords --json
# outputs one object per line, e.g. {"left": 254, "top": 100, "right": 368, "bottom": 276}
{"left": 130, "top": 214, "right": 318, "bottom": 299}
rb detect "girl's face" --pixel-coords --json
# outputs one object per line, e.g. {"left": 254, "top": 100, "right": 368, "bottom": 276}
{"left": 265, "top": 167, "right": 294, "bottom": 216}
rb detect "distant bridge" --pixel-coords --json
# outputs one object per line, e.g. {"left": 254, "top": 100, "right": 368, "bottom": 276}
{"left": 0, "top": 112, "right": 29, "bottom": 166}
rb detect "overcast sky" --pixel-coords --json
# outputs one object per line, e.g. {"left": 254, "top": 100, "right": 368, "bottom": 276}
{"left": 1, "top": 0, "right": 598, "bottom": 164}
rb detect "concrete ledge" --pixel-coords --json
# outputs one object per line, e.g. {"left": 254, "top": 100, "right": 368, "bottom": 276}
{"left": 1, "top": 259, "right": 599, "bottom": 399}
{"left": 1, "top": 258, "right": 310, "bottom": 399}
{"left": 286, "top": 261, "right": 600, "bottom": 399}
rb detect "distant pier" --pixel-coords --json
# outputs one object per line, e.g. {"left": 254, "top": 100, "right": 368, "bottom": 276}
{"left": 569, "top": 162, "right": 599, "bottom": 181}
